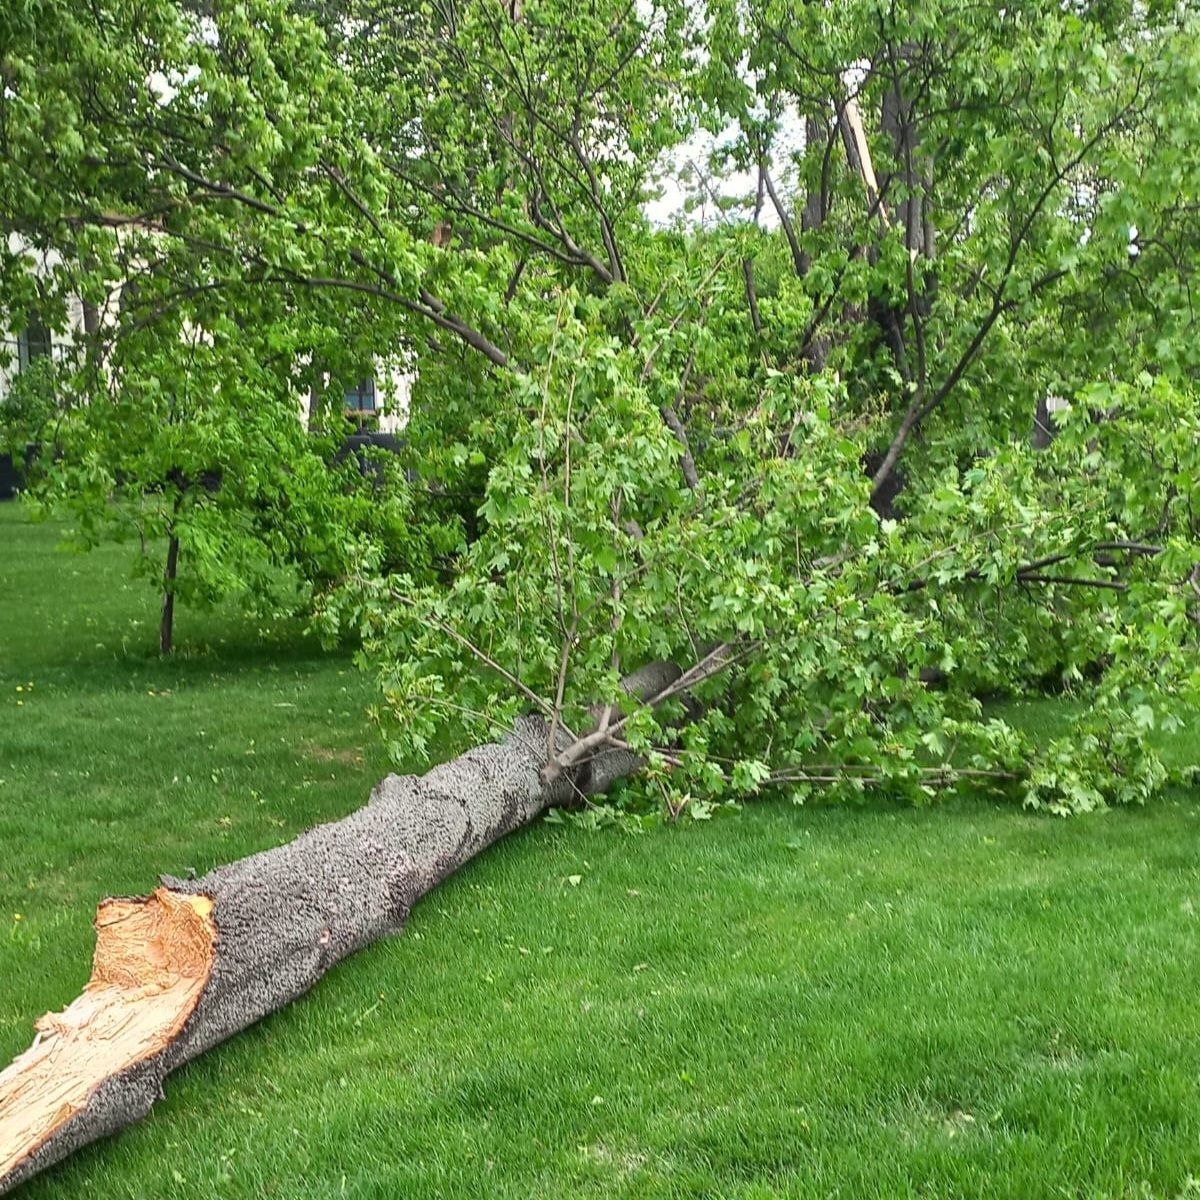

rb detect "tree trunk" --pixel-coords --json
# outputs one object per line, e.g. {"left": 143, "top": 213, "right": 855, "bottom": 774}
{"left": 881, "top": 63, "right": 925, "bottom": 259}
{"left": 801, "top": 115, "right": 832, "bottom": 372}
{"left": 159, "top": 532, "right": 179, "bottom": 656}
{"left": 1032, "top": 394, "right": 1053, "bottom": 449}
{"left": 0, "top": 714, "right": 619, "bottom": 1194}
{"left": 81, "top": 300, "right": 100, "bottom": 337}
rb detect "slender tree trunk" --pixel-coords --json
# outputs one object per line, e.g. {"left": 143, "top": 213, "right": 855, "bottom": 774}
{"left": 801, "top": 115, "right": 832, "bottom": 372}
{"left": 800, "top": 115, "right": 828, "bottom": 263}
{"left": 159, "top": 531, "right": 179, "bottom": 657}
{"left": 881, "top": 65, "right": 924, "bottom": 259}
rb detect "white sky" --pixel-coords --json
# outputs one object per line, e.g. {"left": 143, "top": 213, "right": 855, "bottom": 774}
{"left": 643, "top": 104, "right": 807, "bottom": 229}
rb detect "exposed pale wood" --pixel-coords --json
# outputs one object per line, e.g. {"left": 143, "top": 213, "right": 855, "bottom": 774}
{"left": 0, "top": 890, "right": 215, "bottom": 1181}
{"left": 841, "top": 95, "right": 891, "bottom": 229}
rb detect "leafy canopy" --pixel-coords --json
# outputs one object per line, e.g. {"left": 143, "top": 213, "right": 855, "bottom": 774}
{"left": 2, "top": 0, "right": 1199, "bottom": 810}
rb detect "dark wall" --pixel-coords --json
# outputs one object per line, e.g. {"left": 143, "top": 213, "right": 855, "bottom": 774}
{"left": 0, "top": 454, "right": 22, "bottom": 500}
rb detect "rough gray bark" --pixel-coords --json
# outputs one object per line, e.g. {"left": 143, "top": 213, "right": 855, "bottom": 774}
{"left": 0, "top": 714, "right": 596, "bottom": 1194}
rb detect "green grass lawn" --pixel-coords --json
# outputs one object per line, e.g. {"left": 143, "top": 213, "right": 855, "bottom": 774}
{"left": 2, "top": 501, "right": 1200, "bottom": 1200}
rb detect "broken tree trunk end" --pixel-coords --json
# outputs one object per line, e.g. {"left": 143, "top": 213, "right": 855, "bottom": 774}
{"left": 0, "top": 715, "right": 591, "bottom": 1194}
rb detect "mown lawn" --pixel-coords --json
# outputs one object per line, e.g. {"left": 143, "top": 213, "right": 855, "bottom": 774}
{"left": 1, "top": 501, "right": 1199, "bottom": 1200}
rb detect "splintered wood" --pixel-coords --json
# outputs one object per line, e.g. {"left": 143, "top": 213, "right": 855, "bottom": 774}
{"left": 0, "top": 889, "right": 215, "bottom": 1179}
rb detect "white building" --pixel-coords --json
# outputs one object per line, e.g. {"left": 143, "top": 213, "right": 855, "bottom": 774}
{"left": 312, "top": 358, "right": 411, "bottom": 435}
{"left": 1, "top": 234, "right": 411, "bottom": 434}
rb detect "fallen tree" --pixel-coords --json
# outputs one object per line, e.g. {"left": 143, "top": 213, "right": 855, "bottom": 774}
{"left": 0, "top": 713, "right": 614, "bottom": 1194}
{"left": 0, "top": 655, "right": 686, "bottom": 1194}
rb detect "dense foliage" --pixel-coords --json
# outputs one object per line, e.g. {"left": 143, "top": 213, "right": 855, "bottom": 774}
{"left": 0, "top": 314, "right": 431, "bottom": 649}
{"left": 2, "top": 0, "right": 1198, "bottom": 810}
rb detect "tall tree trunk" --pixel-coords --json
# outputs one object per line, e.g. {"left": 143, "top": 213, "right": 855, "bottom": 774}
{"left": 801, "top": 115, "right": 832, "bottom": 372}
{"left": 159, "top": 531, "right": 179, "bottom": 657}
{"left": 800, "top": 115, "right": 828, "bottom": 260}
{"left": 881, "top": 63, "right": 925, "bottom": 259}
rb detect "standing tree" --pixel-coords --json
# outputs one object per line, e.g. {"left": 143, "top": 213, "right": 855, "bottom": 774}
{"left": 0, "top": 238, "right": 442, "bottom": 654}
{"left": 9, "top": 331, "right": 356, "bottom": 655}
{"left": 0, "top": 3, "right": 455, "bottom": 653}
{"left": 1, "top": 0, "right": 1200, "bottom": 1188}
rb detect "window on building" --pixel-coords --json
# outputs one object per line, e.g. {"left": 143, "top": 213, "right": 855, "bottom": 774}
{"left": 17, "top": 322, "right": 51, "bottom": 371}
{"left": 344, "top": 376, "right": 376, "bottom": 418}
